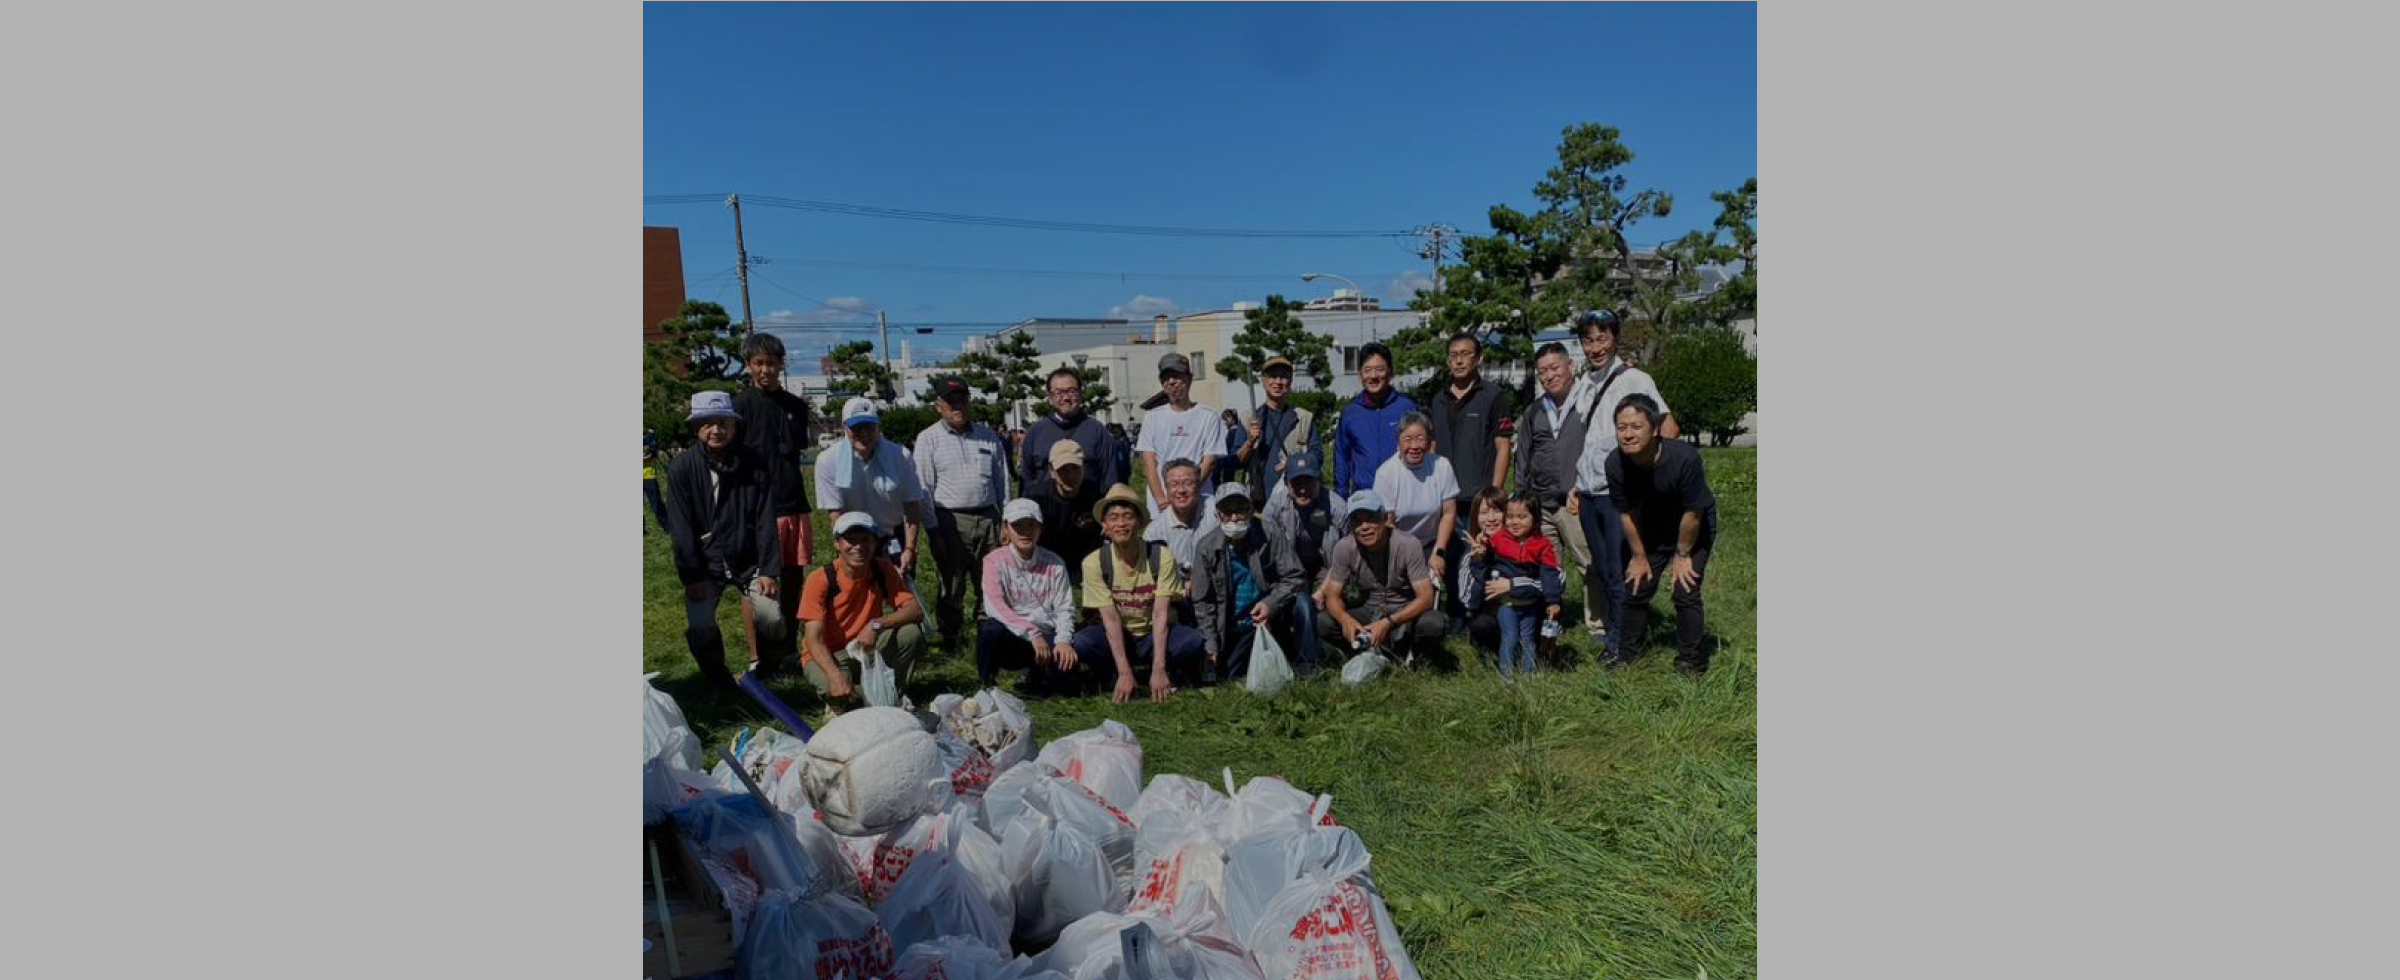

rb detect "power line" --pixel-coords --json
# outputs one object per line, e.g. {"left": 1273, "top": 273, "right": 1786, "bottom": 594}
{"left": 646, "top": 192, "right": 1413, "bottom": 239}
{"left": 754, "top": 256, "right": 1370, "bottom": 284}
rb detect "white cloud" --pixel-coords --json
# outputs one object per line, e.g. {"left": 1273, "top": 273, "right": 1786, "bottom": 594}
{"left": 1107, "top": 294, "right": 1183, "bottom": 319}
{"left": 1385, "top": 272, "right": 1436, "bottom": 303}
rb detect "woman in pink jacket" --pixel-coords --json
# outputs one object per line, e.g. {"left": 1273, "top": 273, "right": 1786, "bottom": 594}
{"left": 975, "top": 497, "right": 1081, "bottom": 695}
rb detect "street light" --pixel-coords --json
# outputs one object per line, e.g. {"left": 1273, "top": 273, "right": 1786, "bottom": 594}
{"left": 1300, "top": 271, "right": 1363, "bottom": 306}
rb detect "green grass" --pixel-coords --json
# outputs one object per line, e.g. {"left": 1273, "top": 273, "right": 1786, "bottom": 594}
{"left": 644, "top": 448, "right": 1757, "bottom": 980}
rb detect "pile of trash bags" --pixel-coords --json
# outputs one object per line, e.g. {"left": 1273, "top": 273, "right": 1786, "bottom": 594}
{"left": 642, "top": 677, "right": 1423, "bottom": 980}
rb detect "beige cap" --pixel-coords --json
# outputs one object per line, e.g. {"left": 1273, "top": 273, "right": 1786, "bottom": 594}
{"left": 1049, "top": 439, "right": 1085, "bottom": 469}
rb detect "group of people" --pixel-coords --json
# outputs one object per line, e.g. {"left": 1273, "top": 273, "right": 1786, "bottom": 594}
{"left": 656, "top": 309, "right": 1721, "bottom": 706}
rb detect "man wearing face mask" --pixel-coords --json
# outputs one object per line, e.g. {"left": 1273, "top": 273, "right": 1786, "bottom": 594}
{"left": 1188, "top": 483, "right": 1306, "bottom": 681}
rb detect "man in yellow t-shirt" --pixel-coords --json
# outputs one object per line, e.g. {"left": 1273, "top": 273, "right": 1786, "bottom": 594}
{"left": 1071, "top": 484, "right": 1207, "bottom": 704}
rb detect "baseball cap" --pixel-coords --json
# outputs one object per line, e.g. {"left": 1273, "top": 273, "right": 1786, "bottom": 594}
{"left": 1284, "top": 450, "right": 1323, "bottom": 483}
{"left": 842, "top": 398, "right": 880, "bottom": 428}
{"left": 833, "top": 511, "right": 879, "bottom": 537}
{"left": 686, "top": 391, "right": 740, "bottom": 425}
{"left": 933, "top": 378, "right": 970, "bottom": 401}
{"left": 1212, "top": 482, "right": 1252, "bottom": 509}
{"left": 1344, "top": 489, "right": 1387, "bottom": 516}
{"left": 1261, "top": 355, "right": 1294, "bottom": 374}
{"left": 1048, "top": 439, "right": 1085, "bottom": 469}
{"left": 1157, "top": 352, "right": 1192, "bottom": 377}
{"left": 1003, "top": 498, "right": 1042, "bottom": 524}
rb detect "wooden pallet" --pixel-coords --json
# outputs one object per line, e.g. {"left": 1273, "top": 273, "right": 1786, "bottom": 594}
{"left": 643, "top": 823, "right": 735, "bottom": 979}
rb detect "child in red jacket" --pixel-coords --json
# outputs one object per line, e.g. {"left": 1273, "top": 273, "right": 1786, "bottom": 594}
{"left": 1467, "top": 491, "right": 1565, "bottom": 679}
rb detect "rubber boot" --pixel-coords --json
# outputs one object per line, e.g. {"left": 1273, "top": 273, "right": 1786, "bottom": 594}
{"left": 685, "top": 625, "right": 737, "bottom": 691}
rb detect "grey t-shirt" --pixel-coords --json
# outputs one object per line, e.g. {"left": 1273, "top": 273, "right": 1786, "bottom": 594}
{"left": 1324, "top": 532, "right": 1431, "bottom": 610}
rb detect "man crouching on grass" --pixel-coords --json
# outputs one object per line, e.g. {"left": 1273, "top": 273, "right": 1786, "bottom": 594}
{"left": 796, "top": 511, "right": 927, "bottom": 702}
{"left": 1071, "top": 484, "right": 1207, "bottom": 704}
{"left": 1605, "top": 393, "right": 1719, "bottom": 675}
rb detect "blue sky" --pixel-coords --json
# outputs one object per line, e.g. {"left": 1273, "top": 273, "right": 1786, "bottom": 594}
{"left": 644, "top": 2, "right": 1755, "bottom": 366}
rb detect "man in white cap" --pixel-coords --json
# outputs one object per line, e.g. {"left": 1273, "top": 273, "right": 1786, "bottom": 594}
{"left": 974, "top": 498, "right": 1079, "bottom": 693}
{"left": 664, "top": 390, "right": 788, "bottom": 690}
{"left": 813, "top": 396, "right": 927, "bottom": 574}
{"left": 795, "top": 511, "right": 927, "bottom": 702}
{"left": 915, "top": 377, "right": 1011, "bottom": 650}
{"left": 1318, "top": 488, "right": 1443, "bottom": 664}
{"left": 1134, "top": 351, "right": 1225, "bottom": 515}
{"left": 1189, "top": 482, "right": 1309, "bottom": 680}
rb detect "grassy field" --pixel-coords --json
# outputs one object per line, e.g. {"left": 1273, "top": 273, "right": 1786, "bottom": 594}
{"left": 643, "top": 447, "right": 1756, "bottom": 980}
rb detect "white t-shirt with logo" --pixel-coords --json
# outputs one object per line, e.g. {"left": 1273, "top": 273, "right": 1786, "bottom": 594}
{"left": 1135, "top": 403, "right": 1226, "bottom": 513}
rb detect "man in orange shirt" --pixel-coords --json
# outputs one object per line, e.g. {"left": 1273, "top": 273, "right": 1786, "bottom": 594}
{"left": 796, "top": 511, "right": 928, "bottom": 701}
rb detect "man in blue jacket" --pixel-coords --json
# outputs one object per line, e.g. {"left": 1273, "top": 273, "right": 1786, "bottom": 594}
{"left": 1331, "top": 342, "right": 1416, "bottom": 496}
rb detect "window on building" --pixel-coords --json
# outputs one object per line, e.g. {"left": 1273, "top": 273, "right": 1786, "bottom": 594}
{"left": 1341, "top": 346, "right": 1361, "bottom": 372}
{"left": 1191, "top": 351, "right": 1205, "bottom": 380}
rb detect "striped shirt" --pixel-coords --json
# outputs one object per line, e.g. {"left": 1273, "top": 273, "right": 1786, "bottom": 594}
{"left": 913, "top": 420, "right": 1010, "bottom": 510}
{"left": 980, "top": 545, "right": 1077, "bottom": 643}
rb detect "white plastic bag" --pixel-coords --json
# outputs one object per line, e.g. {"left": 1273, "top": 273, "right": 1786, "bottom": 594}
{"left": 1246, "top": 627, "right": 1295, "bottom": 696}
{"left": 1127, "top": 813, "right": 1230, "bottom": 920}
{"left": 982, "top": 761, "right": 1065, "bottom": 834}
{"left": 876, "top": 809, "right": 1017, "bottom": 955}
{"left": 935, "top": 688, "right": 1038, "bottom": 771}
{"left": 670, "top": 791, "right": 825, "bottom": 898}
{"left": 643, "top": 757, "right": 718, "bottom": 824}
{"left": 1241, "top": 828, "right": 1420, "bottom": 980}
{"left": 999, "top": 779, "right": 1137, "bottom": 945}
{"left": 711, "top": 727, "right": 813, "bottom": 814}
{"left": 735, "top": 887, "right": 897, "bottom": 980}
{"left": 1128, "top": 773, "right": 1232, "bottom": 832}
{"left": 937, "top": 728, "right": 1002, "bottom": 816}
{"left": 1034, "top": 719, "right": 1145, "bottom": 814}
{"left": 861, "top": 645, "right": 901, "bottom": 707}
{"left": 643, "top": 673, "right": 703, "bottom": 771}
{"left": 1222, "top": 824, "right": 1366, "bottom": 945}
{"left": 892, "top": 935, "right": 1015, "bottom": 980}
{"left": 1037, "top": 889, "right": 1264, "bottom": 980}
{"left": 1339, "top": 651, "right": 1391, "bottom": 687}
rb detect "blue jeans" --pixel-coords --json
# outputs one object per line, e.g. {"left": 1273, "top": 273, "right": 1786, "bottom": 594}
{"left": 1495, "top": 603, "right": 1541, "bottom": 678}
{"left": 1577, "top": 491, "right": 1628, "bottom": 654}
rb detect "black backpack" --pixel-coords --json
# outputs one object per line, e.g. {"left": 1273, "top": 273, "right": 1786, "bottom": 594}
{"left": 816, "top": 558, "right": 894, "bottom": 618}
{"left": 1097, "top": 541, "right": 1167, "bottom": 590}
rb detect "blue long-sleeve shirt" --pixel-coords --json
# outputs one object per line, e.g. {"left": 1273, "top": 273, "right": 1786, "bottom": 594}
{"left": 1332, "top": 389, "right": 1418, "bottom": 496}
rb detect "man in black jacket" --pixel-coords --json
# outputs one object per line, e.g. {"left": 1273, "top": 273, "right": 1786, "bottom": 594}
{"left": 665, "top": 391, "right": 788, "bottom": 690}
{"left": 730, "top": 334, "right": 816, "bottom": 673}
{"left": 1188, "top": 483, "right": 1307, "bottom": 680}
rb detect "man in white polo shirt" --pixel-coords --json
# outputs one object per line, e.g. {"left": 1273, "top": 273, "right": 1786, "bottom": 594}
{"left": 813, "top": 397, "right": 927, "bottom": 572}
{"left": 915, "top": 378, "right": 1011, "bottom": 650}
{"left": 1135, "top": 352, "right": 1226, "bottom": 515}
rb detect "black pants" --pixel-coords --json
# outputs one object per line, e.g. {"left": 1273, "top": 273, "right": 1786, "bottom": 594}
{"left": 1619, "top": 546, "right": 1710, "bottom": 669}
{"left": 974, "top": 617, "right": 1077, "bottom": 693}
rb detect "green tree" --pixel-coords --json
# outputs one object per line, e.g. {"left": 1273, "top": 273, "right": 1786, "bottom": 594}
{"left": 820, "top": 340, "right": 897, "bottom": 416}
{"left": 1069, "top": 364, "right": 1116, "bottom": 420}
{"left": 952, "top": 330, "right": 1046, "bottom": 428}
{"left": 1215, "top": 295, "right": 1335, "bottom": 411}
{"left": 1701, "top": 178, "right": 1756, "bottom": 327}
{"left": 642, "top": 300, "right": 749, "bottom": 448}
{"left": 875, "top": 404, "right": 941, "bottom": 447}
{"left": 1646, "top": 326, "right": 1757, "bottom": 447}
{"left": 1403, "top": 124, "right": 1680, "bottom": 392}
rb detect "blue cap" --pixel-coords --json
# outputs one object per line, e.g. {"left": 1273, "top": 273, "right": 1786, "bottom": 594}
{"left": 686, "top": 391, "right": 740, "bottom": 424}
{"left": 1345, "top": 489, "right": 1386, "bottom": 516}
{"left": 841, "top": 397, "right": 880, "bottom": 428}
{"left": 1284, "top": 450, "right": 1324, "bottom": 484}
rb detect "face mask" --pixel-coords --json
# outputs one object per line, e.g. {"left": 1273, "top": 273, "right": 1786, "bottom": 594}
{"left": 1220, "top": 520, "right": 1252, "bottom": 539}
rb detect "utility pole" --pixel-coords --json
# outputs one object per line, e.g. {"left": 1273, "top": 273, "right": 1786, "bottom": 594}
{"left": 727, "top": 194, "right": 755, "bottom": 331}
{"left": 1418, "top": 224, "right": 1454, "bottom": 297}
{"left": 877, "top": 310, "right": 893, "bottom": 382}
